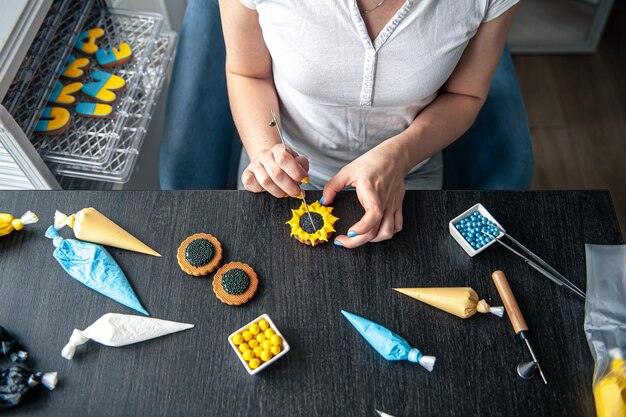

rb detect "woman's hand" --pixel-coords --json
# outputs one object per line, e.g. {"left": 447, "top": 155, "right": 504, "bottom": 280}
{"left": 322, "top": 140, "right": 410, "bottom": 248}
{"left": 242, "top": 144, "right": 310, "bottom": 198}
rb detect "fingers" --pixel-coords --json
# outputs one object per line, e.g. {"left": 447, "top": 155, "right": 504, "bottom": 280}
{"left": 333, "top": 186, "right": 403, "bottom": 248}
{"left": 370, "top": 211, "right": 396, "bottom": 243}
{"left": 294, "top": 155, "right": 309, "bottom": 174}
{"left": 272, "top": 146, "right": 309, "bottom": 183}
{"left": 247, "top": 160, "right": 287, "bottom": 198}
{"left": 241, "top": 169, "right": 263, "bottom": 193}
{"left": 322, "top": 169, "right": 350, "bottom": 206}
{"left": 347, "top": 184, "right": 383, "bottom": 236}
{"left": 393, "top": 208, "right": 403, "bottom": 233}
{"left": 242, "top": 145, "right": 310, "bottom": 198}
{"left": 260, "top": 157, "right": 302, "bottom": 197}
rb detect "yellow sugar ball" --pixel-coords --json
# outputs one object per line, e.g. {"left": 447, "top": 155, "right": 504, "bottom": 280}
{"left": 261, "top": 341, "right": 272, "bottom": 350}
{"left": 256, "top": 334, "right": 266, "bottom": 343}
{"left": 253, "top": 346, "right": 263, "bottom": 358}
{"left": 238, "top": 343, "right": 250, "bottom": 353}
{"left": 249, "top": 358, "right": 261, "bottom": 369}
{"left": 261, "top": 350, "right": 273, "bottom": 362}
{"left": 270, "top": 335, "right": 282, "bottom": 346}
{"left": 249, "top": 324, "right": 261, "bottom": 335}
{"left": 248, "top": 339, "right": 259, "bottom": 348}
{"left": 242, "top": 331, "right": 252, "bottom": 341}
{"left": 242, "top": 349, "right": 254, "bottom": 361}
{"left": 270, "top": 345, "right": 282, "bottom": 356}
{"left": 231, "top": 334, "right": 244, "bottom": 345}
{"left": 258, "top": 319, "right": 269, "bottom": 330}
{"left": 264, "top": 328, "right": 276, "bottom": 338}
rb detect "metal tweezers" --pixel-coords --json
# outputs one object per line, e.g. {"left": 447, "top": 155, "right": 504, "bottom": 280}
{"left": 482, "top": 227, "right": 586, "bottom": 300}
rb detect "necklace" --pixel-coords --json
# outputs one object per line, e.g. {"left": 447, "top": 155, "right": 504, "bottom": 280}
{"left": 360, "top": 0, "right": 387, "bottom": 14}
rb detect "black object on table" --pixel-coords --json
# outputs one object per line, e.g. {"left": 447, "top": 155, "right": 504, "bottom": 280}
{"left": 0, "top": 190, "right": 622, "bottom": 417}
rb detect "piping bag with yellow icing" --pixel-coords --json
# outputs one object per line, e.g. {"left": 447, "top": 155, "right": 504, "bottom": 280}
{"left": 61, "top": 313, "right": 194, "bottom": 360}
{"left": 0, "top": 211, "right": 38, "bottom": 237}
{"left": 54, "top": 208, "right": 160, "bottom": 256}
{"left": 393, "top": 287, "right": 504, "bottom": 319}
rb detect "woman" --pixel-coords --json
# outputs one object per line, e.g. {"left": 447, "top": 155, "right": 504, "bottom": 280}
{"left": 219, "top": 0, "right": 518, "bottom": 248}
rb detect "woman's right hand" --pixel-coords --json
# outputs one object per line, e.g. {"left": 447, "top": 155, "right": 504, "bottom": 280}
{"left": 242, "top": 144, "right": 310, "bottom": 198}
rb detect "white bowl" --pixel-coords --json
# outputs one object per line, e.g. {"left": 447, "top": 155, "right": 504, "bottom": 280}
{"left": 448, "top": 203, "right": 506, "bottom": 257}
{"left": 228, "top": 313, "right": 290, "bottom": 375}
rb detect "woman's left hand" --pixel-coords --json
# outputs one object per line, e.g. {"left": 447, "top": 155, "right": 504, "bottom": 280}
{"left": 321, "top": 140, "right": 410, "bottom": 248}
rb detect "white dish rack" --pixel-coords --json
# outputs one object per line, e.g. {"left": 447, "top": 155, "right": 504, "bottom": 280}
{"left": 0, "top": 0, "right": 177, "bottom": 186}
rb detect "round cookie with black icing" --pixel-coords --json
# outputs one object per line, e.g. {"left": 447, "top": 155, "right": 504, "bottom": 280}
{"left": 286, "top": 201, "right": 339, "bottom": 246}
{"left": 213, "top": 262, "right": 259, "bottom": 306}
{"left": 177, "top": 233, "right": 223, "bottom": 276}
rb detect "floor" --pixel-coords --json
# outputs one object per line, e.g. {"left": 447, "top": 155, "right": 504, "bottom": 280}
{"left": 513, "top": 2, "right": 626, "bottom": 237}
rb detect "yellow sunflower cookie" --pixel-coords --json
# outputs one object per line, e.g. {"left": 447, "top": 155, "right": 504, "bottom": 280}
{"left": 177, "top": 233, "right": 223, "bottom": 276}
{"left": 286, "top": 201, "right": 338, "bottom": 246}
{"left": 213, "top": 262, "right": 259, "bottom": 306}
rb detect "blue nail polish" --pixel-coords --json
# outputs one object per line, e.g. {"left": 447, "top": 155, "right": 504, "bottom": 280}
{"left": 334, "top": 240, "right": 343, "bottom": 247}
{"left": 319, "top": 196, "right": 325, "bottom": 205}
{"left": 347, "top": 231, "right": 358, "bottom": 238}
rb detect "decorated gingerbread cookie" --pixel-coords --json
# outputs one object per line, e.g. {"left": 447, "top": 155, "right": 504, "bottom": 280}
{"left": 61, "top": 56, "right": 91, "bottom": 79}
{"left": 213, "top": 262, "right": 259, "bottom": 306}
{"left": 48, "top": 80, "right": 83, "bottom": 107}
{"left": 96, "top": 43, "right": 133, "bottom": 68}
{"left": 34, "top": 107, "right": 71, "bottom": 135}
{"left": 74, "top": 28, "right": 105, "bottom": 55}
{"left": 82, "top": 70, "right": 125, "bottom": 103}
{"left": 286, "top": 201, "right": 339, "bottom": 246}
{"left": 75, "top": 102, "right": 113, "bottom": 118}
{"left": 177, "top": 233, "right": 223, "bottom": 276}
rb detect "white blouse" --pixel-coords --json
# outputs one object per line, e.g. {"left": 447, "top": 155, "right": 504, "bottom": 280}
{"left": 238, "top": 0, "right": 519, "bottom": 183}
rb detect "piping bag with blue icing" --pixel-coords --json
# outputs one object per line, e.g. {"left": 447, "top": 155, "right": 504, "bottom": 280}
{"left": 341, "top": 310, "right": 436, "bottom": 372}
{"left": 45, "top": 226, "right": 148, "bottom": 315}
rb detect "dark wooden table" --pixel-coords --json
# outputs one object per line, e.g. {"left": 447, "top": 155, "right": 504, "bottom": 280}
{"left": 0, "top": 190, "right": 622, "bottom": 417}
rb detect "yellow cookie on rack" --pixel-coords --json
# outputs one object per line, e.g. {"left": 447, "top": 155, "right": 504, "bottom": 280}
{"left": 34, "top": 106, "right": 70, "bottom": 135}
{"left": 75, "top": 103, "right": 113, "bottom": 118}
{"left": 61, "top": 55, "right": 91, "bottom": 79}
{"left": 74, "top": 28, "right": 105, "bottom": 55}
{"left": 81, "top": 70, "right": 126, "bottom": 104}
{"left": 96, "top": 43, "right": 134, "bottom": 68}
{"left": 48, "top": 80, "right": 83, "bottom": 107}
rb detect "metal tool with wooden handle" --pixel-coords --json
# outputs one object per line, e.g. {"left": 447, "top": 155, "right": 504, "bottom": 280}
{"left": 492, "top": 270, "right": 548, "bottom": 384}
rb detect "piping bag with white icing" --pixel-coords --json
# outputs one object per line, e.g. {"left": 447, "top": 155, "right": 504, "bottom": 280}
{"left": 393, "top": 287, "right": 504, "bottom": 319}
{"left": 341, "top": 310, "right": 436, "bottom": 372}
{"left": 45, "top": 226, "right": 148, "bottom": 316}
{"left": 54, "top": 207, "right": 160, "bottom": 256}
{"left": 61, "top": 313, "right": 194, "bottom": 360}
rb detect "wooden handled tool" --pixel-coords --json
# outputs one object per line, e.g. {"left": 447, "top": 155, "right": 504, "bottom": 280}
{"left": 492, "top": 270, "right": 528, "bottom": 333}
{"left": 491, "top": 270, "right": 547, "bottom": 384}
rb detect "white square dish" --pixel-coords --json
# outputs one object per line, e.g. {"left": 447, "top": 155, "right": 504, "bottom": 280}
{"left": 448, "top": 203, "right": 506, "bottom": 257}
{"left": 228, "top": 313, "right": 290, "bottom": 375}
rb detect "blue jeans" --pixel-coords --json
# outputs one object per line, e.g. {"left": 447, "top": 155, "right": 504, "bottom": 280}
{"left": 159, "top": 0, "right": 237, "bottom": 190}
{"left": 160, "top": 0, "right": 533, "bottom": 190}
